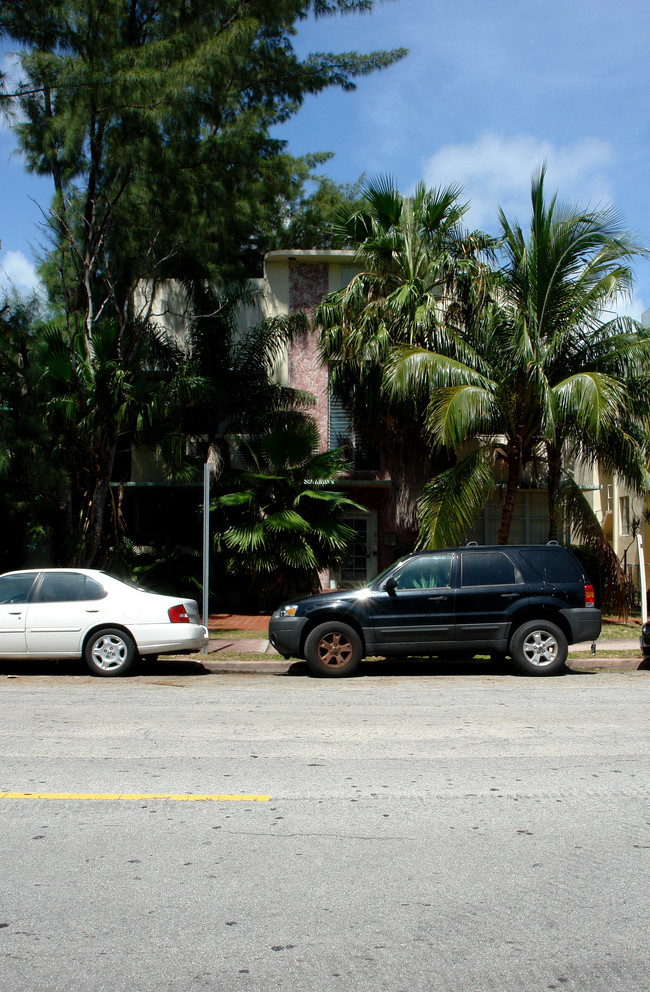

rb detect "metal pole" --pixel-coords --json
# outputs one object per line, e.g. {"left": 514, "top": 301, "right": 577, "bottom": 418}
{"left": 636, "top": 533, "right": 647, "bottom": 624}
{"left": 202, "top": 462, "right": 210, "bottom": 650}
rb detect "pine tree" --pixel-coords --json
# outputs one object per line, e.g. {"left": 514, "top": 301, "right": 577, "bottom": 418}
{"left": 1, "top": 1, "right": 405, "bottom": 337}
{"left": 0, "top": 1, "right": 404, "bottom": 565}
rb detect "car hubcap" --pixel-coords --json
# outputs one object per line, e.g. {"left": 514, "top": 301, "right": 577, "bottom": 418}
{"left": 523, "top": 630, "right": 558, "bottom": 667}
{"left": 91, "top": 635, "right": 128, "bottom": 671}
{"left": 317, "top": 632, "right": 353, "bottom": 668}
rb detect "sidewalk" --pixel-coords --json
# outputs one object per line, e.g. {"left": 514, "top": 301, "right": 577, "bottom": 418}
{"left": 208, "top": 613, "right": 270, "bottom": 631}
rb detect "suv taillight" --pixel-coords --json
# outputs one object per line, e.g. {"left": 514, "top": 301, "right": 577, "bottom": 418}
{"left": 168, "top": 604, "right": 190, "bottom": 623}
{"left": 585, "top": 584, "right": 595, "bottom": 607}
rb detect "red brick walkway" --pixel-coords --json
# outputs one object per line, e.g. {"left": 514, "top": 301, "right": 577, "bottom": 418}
{"left": 208, "top": 613, "right": 270, "bottom": 632}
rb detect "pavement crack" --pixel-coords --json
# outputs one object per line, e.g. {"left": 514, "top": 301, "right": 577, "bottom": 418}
{"left": 222, "top": 829, "right": 411, "bottom": 841}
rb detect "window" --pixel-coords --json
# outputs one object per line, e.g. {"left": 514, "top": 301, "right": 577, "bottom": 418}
{"left": 619, "top": 496, "right": 630, "bottom": 536}
{"left": 394, "top": 555, "right": 452, "bottom": 590}
{"left": 461, "top": 552, "right": 517, "bottom": 587}
{"left": 520, "top": 550, "right": 581, "bottom": 584}
{"left": 0, "top": 572, "right": 38, "bottom": 605}
{"left": 36, "top": 572, "right": 107, "bottom": 603}
{"left": 85, "top": 577, "right": 108, "bottom": 601}
{"left": 328, "top": 372, "right": 380, "bottom": 471}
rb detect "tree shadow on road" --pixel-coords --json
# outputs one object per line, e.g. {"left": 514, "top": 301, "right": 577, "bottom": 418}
{"left": 0, "top": 657, "right": 210, "bottom": 678}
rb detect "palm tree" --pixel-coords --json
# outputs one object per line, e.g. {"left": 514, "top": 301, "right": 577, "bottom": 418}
{"left": 498, "top": 176, "right": 650, "bottom": 539}
{"left": 386, "top": 167, "right": 649, "bottom": 557}
{"left": 316, "top": 175, "right": 495, "bottom": 530}
{"left": 214, "top": 419, "right": 364, "bottom": 606}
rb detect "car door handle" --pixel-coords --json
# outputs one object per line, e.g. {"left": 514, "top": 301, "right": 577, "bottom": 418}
{"left": 428, "top": 595, "right": 448, "bottom": 602}
{"left": 8, "top": 610, "right": 23, "bottom": 615}
{"left": 85, "top": 609, "right": 100, "bottom": 613}
{"left": 500, "top": 593, "right": 520, "bottom": 599}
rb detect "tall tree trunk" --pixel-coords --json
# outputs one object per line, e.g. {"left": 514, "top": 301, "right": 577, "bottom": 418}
{"left": 497, "top": 445, "right": 522, "bottom": 545}
{"left": 546, "top": 441, "right": 562, "bottom": 542}
{"left": 382, "top": 411, "right": 437, "bottom": 531}
{"left": 81, "top": 435, "right": 119, "bottom": 566}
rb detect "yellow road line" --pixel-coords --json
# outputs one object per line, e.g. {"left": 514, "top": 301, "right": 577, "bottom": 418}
{"left": 0, "top": 791, "right": 270, "bottom": 802}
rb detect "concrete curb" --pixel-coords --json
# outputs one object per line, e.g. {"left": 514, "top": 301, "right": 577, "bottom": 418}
{"left": 205, "top": 637, "right": 643, "bottom": 655}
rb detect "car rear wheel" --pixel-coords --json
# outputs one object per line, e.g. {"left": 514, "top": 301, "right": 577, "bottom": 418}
{"left": 509, "top": 620, "right": 567, "bottom": 676}
{"left": 304, "top": 622, "right": 362, "bottom": 677}
{"left": 84, "top": 628, "right": 137, "bottom": 677}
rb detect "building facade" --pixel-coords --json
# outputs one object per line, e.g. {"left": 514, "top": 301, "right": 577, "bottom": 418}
{"left": 125, "top": 250, "right": 647, "bottom": 599}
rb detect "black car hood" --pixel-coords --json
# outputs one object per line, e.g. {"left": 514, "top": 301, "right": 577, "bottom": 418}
{"left": 291, "top": 587, "right": 370, "bottom": 614}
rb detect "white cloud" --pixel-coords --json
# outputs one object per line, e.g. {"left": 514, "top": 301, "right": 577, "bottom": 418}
{"left": 612, "top": 292, "right": 647, "bottom": 324}
{"left": 0, "top": 249, "right": 41, "bottom": 294}
{"left": 421, "top": 133, "right": 614, "bottom": 232}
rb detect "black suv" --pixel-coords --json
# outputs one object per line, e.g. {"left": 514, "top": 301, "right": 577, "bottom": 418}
{"left": 269, "top": 544, "right": 601, "bottom": 677}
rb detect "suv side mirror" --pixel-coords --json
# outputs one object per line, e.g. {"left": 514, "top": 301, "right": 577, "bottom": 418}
{"left": 384, "top": 577, "right": 397, "bottom": 595}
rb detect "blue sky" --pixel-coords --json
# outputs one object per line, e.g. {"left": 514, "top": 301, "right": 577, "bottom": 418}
{"left": 2, "top": 0, "right": 649, "bottom": 316}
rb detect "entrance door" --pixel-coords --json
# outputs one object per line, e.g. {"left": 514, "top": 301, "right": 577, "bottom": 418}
{"left": 337, "top": 514, "right": 377, "bottom": 587}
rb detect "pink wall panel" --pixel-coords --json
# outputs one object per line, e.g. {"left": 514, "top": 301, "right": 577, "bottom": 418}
{"left": 288, "top": 262, "right": 330, "bottom": 452}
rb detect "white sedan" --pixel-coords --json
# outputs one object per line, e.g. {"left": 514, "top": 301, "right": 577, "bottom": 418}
{"left": 0, "top": 568, "right": 208, "bottom": 676}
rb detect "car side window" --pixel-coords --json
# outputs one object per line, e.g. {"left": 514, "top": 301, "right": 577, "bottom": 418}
{"left": 520, "top": 550, "right": 581, "bottom": 583}
{"left": 85, "top": 577, "right": 107, "bottom": 601}
{"left": 37, "top": 572, "right": 88, "bottom": 603}
{"left": 394, "top": 555, "right": 452, "bottom": 590}
{"left": 0, "top": 572, "right": 39, "bottom": 604}
{"left": 461, "top": 552, "right": 519, "bottom": 587}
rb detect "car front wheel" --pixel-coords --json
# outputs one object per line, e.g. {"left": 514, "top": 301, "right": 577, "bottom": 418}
{"left": 304, "top": 622, "right": 362, "bottom": 677}
{"left": 84, "top": 628, "right": 137, "bottom": 677}
{"left": 509, "top": 620, "right": 567, "bottom": 676}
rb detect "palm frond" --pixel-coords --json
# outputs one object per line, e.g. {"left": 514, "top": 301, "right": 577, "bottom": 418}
{"left": 556, "top": 477, "right": 632, "bottom": 615}
{"left": 417, "top": 448, "right": 496, "bottom": 549}
{"left": 264, "top": 510, "right": 310, "bottom": 534}
{"left": 552, "top": 372, "right": 626, "bottom": 434}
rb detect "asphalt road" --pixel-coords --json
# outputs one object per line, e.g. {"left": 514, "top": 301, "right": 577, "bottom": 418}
{"left": 1, "top": 666, "right": 649, "bottom": 992}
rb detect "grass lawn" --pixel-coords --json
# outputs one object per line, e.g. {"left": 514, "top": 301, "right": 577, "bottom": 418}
{"left": 600, "top": 619, "right": 642, "bottom": 639}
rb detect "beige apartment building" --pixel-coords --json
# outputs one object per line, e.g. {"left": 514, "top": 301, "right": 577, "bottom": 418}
{"left": 129, "top": 250, "right": 647, "bottom": 596}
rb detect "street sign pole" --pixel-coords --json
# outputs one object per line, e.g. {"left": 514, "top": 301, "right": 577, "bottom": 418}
{"left": 202, "top": 462, "right": 210, "bottom": 650}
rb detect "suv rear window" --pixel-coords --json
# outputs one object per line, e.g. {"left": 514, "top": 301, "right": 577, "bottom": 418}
{"left": 520, "top": 550, "right": 582, "bottom": 583}
{"left": 461, "top": 552, "right": 518, "bottom": 587}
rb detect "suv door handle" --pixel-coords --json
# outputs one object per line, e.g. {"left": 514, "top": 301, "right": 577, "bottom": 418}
{"left": 500, "top": 593, "right": 520, "bottom": 599}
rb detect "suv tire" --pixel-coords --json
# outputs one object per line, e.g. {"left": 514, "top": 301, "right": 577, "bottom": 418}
{"left": 509, "top": 619, "right": 567, "bottom": 676}
{"left": 305, "top": 622, "right": 362, "bottom": 678}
